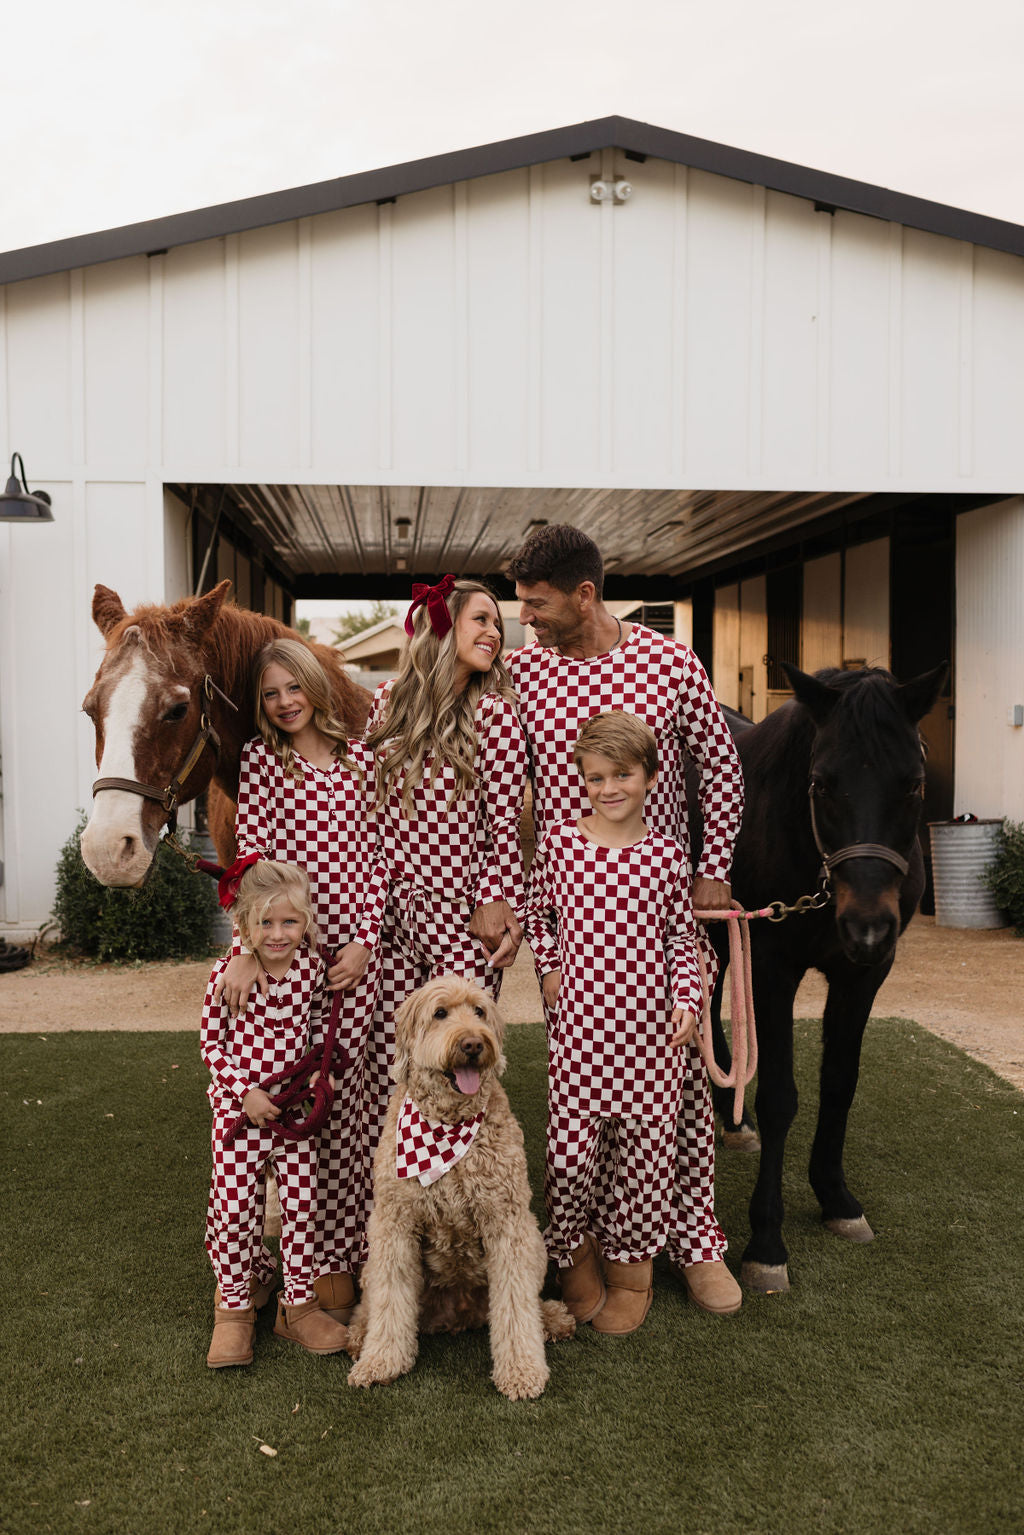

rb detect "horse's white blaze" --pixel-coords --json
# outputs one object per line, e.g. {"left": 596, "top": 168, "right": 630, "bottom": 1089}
{"left": 80, "top": 652, "right": 157, "bottom": 887}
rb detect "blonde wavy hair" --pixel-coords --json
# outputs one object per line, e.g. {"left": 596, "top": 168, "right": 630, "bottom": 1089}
{"left": 366, "top": 580, "right": 515, "bottom": 815}
{"left": 233, "top": 860, "right": 319, "bottom": 954}
{"left": 254, "top": 638, "right": 360, "bottom": 782}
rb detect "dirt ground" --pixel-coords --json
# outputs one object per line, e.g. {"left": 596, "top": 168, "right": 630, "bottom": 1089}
{"left": 1, "top": 915, "right": 1021, "bottom": 1093}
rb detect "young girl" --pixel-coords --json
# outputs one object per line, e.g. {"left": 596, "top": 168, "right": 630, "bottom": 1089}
{"left": 524, "top": 711, "right": 710, "bottom": 1336}
{"left": 202, "top": 860, "right": 350, "bottom": 1367}
{"left": 361, "top": 577, "right": 529, "bottom": 1188}
{"left": 219, "top": 638, "right": 388, "bottom": 1321}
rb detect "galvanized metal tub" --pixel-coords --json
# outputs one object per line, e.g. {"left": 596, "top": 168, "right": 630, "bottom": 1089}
{"left": 928, "top": 819, "right": 1007, "bottom": 929}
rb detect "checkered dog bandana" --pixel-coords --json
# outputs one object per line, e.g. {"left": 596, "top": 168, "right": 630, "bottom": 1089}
{"left": 395, "top": 1096, "right": 484, "bottom": 1185}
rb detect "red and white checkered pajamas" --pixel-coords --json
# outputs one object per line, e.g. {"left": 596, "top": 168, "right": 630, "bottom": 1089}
{"left": 525, "top": 822, "right": 704, "bottom": 1263}
{"left": 359, "top": 684, "right": 528, "bottom": 1254}
{"left": 508, "top": 624, "right": 744, "bottom": 1265}
{"left": 202, "top": 950, "right": 329, "bottom": 1308}
{"left": 234, "top": 736, "right": 389, "bottom": 1278}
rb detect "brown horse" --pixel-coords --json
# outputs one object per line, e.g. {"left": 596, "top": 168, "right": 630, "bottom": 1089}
{"left": 81, "top": 580, "right": 371, "bottom": 886}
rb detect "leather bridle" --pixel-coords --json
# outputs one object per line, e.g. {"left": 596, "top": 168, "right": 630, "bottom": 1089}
{"left": 92, "top": 673, "right": 238, "bottom": 836}
{"left": 808, "top": 787, "right": 911, "bottom": 884}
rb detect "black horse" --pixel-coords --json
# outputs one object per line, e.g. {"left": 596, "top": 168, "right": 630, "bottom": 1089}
{"left": 699, "top": 661, "right": 948, "bottom": 1292}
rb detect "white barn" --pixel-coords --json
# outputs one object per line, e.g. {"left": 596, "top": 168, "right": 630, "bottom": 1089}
{"left": 1, "top": 116, "right": 1023, "bottom": 936}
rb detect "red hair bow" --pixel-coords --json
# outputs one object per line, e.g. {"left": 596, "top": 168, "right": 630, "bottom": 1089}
{"left": 404, "top": 574, "right": 456, "bottom": 639}
{"left": 216, "top": 853, "right": 261, "bottom": 911}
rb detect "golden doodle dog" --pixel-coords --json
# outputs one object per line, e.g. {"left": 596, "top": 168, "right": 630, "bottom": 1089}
{"left": 346, "top": 975, "right": 574, "bottom": 1399}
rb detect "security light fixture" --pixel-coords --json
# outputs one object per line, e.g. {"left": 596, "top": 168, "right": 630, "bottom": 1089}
{"left": 0, "top": 453, "right": 53, "bottom": 523}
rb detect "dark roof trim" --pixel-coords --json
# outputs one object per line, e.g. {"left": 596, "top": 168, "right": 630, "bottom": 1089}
{"left": 4, "top": 115, "right": 1023, "bottom": 286}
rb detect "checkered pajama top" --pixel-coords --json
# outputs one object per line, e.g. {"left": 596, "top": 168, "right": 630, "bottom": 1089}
{"left": 367, "top": 683, "right": 529, "bottom": 916}
{"left": 507, "top": 624, "right": 743, "bottom": 879}
{"left": 234, "top": 736, "right": 390, "bottom": 953}
{"left": 524, "top": 822, "right": 702, "bottom": 1119}
{"left": 201, "top": 947, "right": 329, "bottom": 1112}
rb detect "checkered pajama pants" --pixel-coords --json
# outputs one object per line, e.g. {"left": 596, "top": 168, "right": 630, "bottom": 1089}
{"left": 358, "top": 882, "right": 503, "bottom": 1263}
{"left": 545, "top": 1112, "right": 679, "bottom": 1266}
{"left": 243, "top": 962, "right": 383, "bottom": 1287}
{"left": 542, "top": 989, "right": 725, "bottom": 1264}
{"left": 311, "top": 954, "right": 382, "bottom": 1277}
{"left": 206, "top": 1116, "right": 319, "bottom": 1308}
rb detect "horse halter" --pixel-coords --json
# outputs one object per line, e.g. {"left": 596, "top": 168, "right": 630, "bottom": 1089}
{"left": 807, "top": 788, "right": 910, "bottom": 883}
{"left": 92, "top": 673, "right": 238, "bottom": 836}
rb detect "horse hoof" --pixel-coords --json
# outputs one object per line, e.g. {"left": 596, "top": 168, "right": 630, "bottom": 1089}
{"left": 740, "top": 1261, "right": 790, "bottom": 1294}
{"left": 722, "top": 1126, "right": 761, "bottom": 1153}
{"left": 824, "top": 1215, "right": 875, "bottom": 1244}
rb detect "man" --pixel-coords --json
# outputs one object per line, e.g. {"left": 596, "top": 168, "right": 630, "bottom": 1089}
{"left": 501, "top": 522, "right": 745, "bottom": 1315}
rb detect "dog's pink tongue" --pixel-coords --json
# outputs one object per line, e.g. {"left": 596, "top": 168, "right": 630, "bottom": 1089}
{"left": 454, "top": 1066, "right": 481, "bottom": 1096}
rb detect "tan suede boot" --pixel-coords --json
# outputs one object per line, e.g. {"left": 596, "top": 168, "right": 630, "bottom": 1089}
{"left": 557, "top": 1232, "right": 606, "bottom": 1323}
{"left": 313, "top": 1272, "right": 357, "bottom": 1324}
{"left": 591, "top": 1258, "right": 653, "bottom": 1335}
{"left": 674, "top": 1259, "right": 743, "bottom": 1315}
{"left": 273, "top": 1296, "right": 349, "bottom": 1355}
{"left": 207, "top": 1304, "right": 256, "bottom": 1369}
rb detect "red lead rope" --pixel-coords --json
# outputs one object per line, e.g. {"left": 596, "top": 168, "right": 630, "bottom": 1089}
{"left": 692, "top": 904, "right": 760, "bottom": 1125}
{"left": 220, "top": 986, "right": 349, "bottom": 1147}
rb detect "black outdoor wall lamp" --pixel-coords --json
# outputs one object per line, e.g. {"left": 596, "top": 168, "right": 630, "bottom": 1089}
{"left": 0, "top": 453, "right": 54, "bottom": 523}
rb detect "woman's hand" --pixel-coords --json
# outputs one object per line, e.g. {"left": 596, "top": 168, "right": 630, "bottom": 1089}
{"left": 242, "top": 1087, "right": 280, "bottom": 1128}
{"left": 327, "top": 942, "right": 371, "bottom": 992}
{"left": 213, "top": 953, "right": 267, "bottom": 1017}
{"left": 541, "top": 969, "right": 561, "bottom": 1010}
{"left": 669, "top": 1008, "right": 697, "bottom": 1048}
{"left": 469, "top": 900, "right": 523, "bottom": 969}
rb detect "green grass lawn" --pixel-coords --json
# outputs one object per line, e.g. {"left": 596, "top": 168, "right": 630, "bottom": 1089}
{"left": 3, "top": 1020, "right": 1022, "bottom": 1535}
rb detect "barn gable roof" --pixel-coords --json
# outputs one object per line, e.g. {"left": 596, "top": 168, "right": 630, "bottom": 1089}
{"left": 3, "top": 115, "right": 1023, "bottom": 286}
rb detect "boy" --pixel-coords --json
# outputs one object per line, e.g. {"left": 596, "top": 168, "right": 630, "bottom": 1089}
{"left": 524, "top": 711, "right": 709, "bottom": 1335}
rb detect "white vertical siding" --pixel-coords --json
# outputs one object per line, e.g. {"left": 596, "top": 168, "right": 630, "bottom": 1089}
{"left": 83, "top": 258, "right": 150, "bottom": 471}
{"left": 843, "top": 539, "right": 890, "bottom": 668}
{"left": 955, "top": 498, "right": 1024, "bottom": 819}
{"left": 4, "top": 152, "right": 1009, "bottom": 494}
{"left": 310, "top": 203, "right": 382, "bottom": 468}
{"left": 466, "top": 171, "right": 531, "bottom": 473}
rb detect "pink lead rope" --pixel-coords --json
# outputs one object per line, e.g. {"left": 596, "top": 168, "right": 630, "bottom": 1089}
{"left": 692, "top": 903, "right": 763, "bottom": 1126}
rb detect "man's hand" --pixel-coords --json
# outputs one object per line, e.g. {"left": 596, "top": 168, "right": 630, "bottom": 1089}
{"left": 541, "top": 969, "right": 561, "bottom": 1010}
{"left": 669, "top": 1008, "right": 697, "bottom": 1048}
{"left": 242, "top": 1087, "right": 280, "bottom": 1128}
{"left": 327, "top": 942, "right": 371, "bottom": 992}
{"left": 213, "top": 952, "right": 268, "bottom": 1016}
{"left": 692, "top": 875, "right": 732, "bottom": 914}
{"left": 468, "top": 900, "right": 523, "bottom": 970}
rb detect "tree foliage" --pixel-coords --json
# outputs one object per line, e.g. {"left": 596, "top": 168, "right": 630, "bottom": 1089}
{"left": 332, "top": 601, "right": 400, "bottom": 644}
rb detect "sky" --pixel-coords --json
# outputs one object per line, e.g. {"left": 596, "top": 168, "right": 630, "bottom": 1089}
{"left": 3, "top": 0, "right": 1024, "bottom": 255}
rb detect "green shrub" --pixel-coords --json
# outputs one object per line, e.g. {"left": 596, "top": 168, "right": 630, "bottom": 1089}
{"left": 52, "top": 814, "right": 219, "bottom": 962}
{"left": 983, "top": 818, "right": 1024, "bottom": 935}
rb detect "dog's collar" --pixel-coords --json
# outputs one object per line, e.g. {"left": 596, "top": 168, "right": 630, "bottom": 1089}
{"left": 396, "top": 1096, "right": 484, "bottom": 1186}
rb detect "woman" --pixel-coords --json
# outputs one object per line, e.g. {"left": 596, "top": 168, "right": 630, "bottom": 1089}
{"left": 360, "top": 577, "right": 529, "bottom": 1198}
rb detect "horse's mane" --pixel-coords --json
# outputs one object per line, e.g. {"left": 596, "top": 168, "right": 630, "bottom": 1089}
{"left": 808, "top": 667, "right": 921, "bottom": 763}
{"left": 739, "top": 667, "right": 918, "bottom": 796}
{"left": 104, "top": 596, "right": 285, "bottom": 679}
